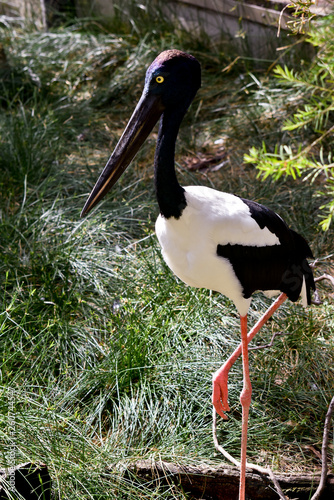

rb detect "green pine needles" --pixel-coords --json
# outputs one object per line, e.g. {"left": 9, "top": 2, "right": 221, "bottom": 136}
{"left": 245, "top": 13, "right": 334, "bottom": 231}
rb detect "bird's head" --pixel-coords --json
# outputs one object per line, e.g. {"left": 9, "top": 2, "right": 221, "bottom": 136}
{"left": 81, "top": 50, "right": 201, "bottom": 217}
{"left": 144, "top": 49, "right": 201, "bottom": 108}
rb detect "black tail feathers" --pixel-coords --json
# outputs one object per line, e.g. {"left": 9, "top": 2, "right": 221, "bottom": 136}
{"left": 281, "top": 230, "right": 315, "bottom": 305}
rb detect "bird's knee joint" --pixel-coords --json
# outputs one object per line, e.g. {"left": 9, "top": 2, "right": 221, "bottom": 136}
{"left": 240, "top": 388, "right": 252, "bottom": 407}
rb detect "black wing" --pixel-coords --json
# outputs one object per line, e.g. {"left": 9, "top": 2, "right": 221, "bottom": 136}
{"left": 217, "top": 198, "right": 315, "bottom": 303}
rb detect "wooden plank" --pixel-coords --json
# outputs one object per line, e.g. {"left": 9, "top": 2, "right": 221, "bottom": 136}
{"left": 0, "top": 462, "right": 52, "bottom": 500}
{"left": 128, "top": 459, "right": 334, "bottom": 500}
{"left": 176, "top": 0, "right": 290, "bottom": 30}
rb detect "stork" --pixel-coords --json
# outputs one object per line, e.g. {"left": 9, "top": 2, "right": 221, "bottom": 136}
{"left": 81, "top": 50, "right": 315, "bottom": 500}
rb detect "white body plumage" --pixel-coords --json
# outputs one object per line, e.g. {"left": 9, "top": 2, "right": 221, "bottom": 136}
{"left": 155, "top": 185, "right": 283, "bottom": 316}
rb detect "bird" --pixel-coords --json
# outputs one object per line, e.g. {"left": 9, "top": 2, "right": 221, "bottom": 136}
{"left": 81, "top": 49, "right": 315, "bottom": 500}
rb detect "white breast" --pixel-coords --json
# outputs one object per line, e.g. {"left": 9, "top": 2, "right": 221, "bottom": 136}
{"left": 155, "top": 185, "right": 280, "bottom": 316}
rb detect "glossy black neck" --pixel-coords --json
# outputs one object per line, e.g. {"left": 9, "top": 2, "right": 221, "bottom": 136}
{"left": 154, "top": 109, "right": 187, "bottom": 219}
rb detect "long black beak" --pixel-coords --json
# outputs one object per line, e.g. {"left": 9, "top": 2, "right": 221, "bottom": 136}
{"left": 81, "top": 92, "right": 164, "bottom": 217}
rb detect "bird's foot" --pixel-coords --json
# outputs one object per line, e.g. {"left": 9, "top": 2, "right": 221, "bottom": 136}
{"left": 212, "top": 368, "right": 230, "bottom": 419}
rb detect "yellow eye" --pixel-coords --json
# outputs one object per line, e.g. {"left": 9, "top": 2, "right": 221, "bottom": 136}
{"left": 156, "top": 76, "right": 164, "bottom": 84}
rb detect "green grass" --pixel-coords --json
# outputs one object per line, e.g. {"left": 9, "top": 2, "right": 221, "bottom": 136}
{"left": 0, "top": 10, "right": 334, "bottom": 500}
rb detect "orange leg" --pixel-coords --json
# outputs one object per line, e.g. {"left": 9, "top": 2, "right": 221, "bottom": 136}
{"left": 212, "top": 292, "right": 287, "bottom": 419}
{"left": 239, "top": 314, "right": 252, "bottom": 500}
